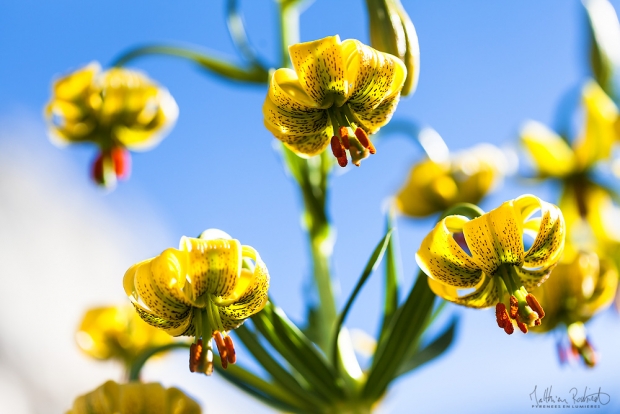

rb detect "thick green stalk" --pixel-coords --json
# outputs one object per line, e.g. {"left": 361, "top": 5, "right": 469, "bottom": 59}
{"left": 278, "top": 2, "right": 337, "bottom": 354}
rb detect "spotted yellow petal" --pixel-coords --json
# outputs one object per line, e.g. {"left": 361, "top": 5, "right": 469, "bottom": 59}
{"left": 520, "top": 120, "right": 576, "bottom": 177}
{"left": 343, "top": 39, "right": 406, "bottom": 112}
{"left": 266, "top": 122, "right": 333, "bottom": 157}
{"left": 574, "top": 80, "right": 618, "bottom": 169}
{"left": 263, "top": 97, "right": 330, "bottom": 138}
{"left": 515, "top": 195, "right": 565, "bottom": 269}
{"left": 178, "top": 237, "right": 242, "bottom": 302}
{"left": 349, "top": 93, "right": 400, "bottom": 134}
{"left": 427, "top": 274, "right": 498, "bottom": 309}
{"left": 416, "top": 215, "right": 483, "bottom": 288}
{"left": 289, "top": 35, "right": 349, "bottom": 108}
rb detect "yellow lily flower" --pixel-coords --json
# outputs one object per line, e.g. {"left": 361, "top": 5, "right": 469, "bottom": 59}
{"left": 123, "top": 229, "right": 269, "bottom": 375}
{"left": 45, "top": 62, "right": 178, "bottom": 188}
{"left": 75, "top": 305, "right": 172, "bottom": 366}
{"left": 263, "top": 35, "right": 406, "bottom": 167}
{"left": 66, "top": 380, "right": 201, "bottom": 414}
{"left": 530, "top": 250, "right": 618, "bottom": 367}
{"left": 396, "top": 144, "right": 508, "bottom": 217}
{"left": 416, "top": 195, "right": 565, "bottom": 334}
{"left": 521, "top": 80, "right": 618, "bottom": 178}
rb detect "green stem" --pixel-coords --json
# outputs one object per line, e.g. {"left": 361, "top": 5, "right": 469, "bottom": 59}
{"left": 127, "top": 342, "right": 191, "bottom": 382}
{"left": 277, "top": 2, "right": 337, "bottom": 354}
{"left": 278, "top": 2, "right": 300, "bottom": 67}
{"left": 111, "top": 45, "right": 269, "bottom": 83}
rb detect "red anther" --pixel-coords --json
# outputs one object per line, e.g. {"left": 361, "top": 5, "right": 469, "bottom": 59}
{"left": 91, "top": 152, "right": 105, "bottom": 185}
{"left": 111, "top": 147, "right": 131, "bottom": 180}
{"left": 330, "top": 136, "right": 345, "bottom": 158}
{"left": 515, "top": 314, "right": 528, "bottom": 334}
{"left": 509, "top": 295, "right": 519, "bottom": 319}
{"left": 340, "top": 129, "right": 350, "bottom": 150}
{"left": 495, "top": 303, "right": 507, "bottom": 328}
{"left": 224, "top": 335, "right": 237, "bottom": 364}
{"left": 337, "top": 156, "right": 348, "bottom": 167}
{"left": 526, "top": 294, "right": 545, "bottom": 319}
{"left": 534, "top": 318, "right": 542, "bottom": 326}
{"left": 355, "top": 128, "right": 376, "bottom": 154}
{"left": 503, "top": 321, "right": 514, "bottom": 335}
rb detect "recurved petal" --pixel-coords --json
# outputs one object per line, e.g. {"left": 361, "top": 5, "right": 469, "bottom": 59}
{"left": 344, "top": 39, "right": 406, "bottom": 112}
{"left": 574, "top": 80, "right": 619, "bottom": 170}
{"left": 427, "top": 274, "right": 498, "bottom": 309}
{"left": 514, "top": 265, "right": 555, "bottom": 291}
{"left": 134, "top": 257, "right": 190, "bottom": 321}
{"left": 349, "top": 93, "right": 400, "bottom": 134}
{"left": 266, "top": 121, "right": 333, "bottom": 157}
{"left": 218, "top": 246, "right": 269, "bottom": 322}
{"left": 263, "top": 97, "right": 330, "bottom": 138}
{"left": 289, "top": 35, "right": 349, "bottom": 108}
{"left": 131, "top": 302, "right": 191, "bottom": 335}
{"left": 515, "top": 195, "right": 565, "bottom": 269}
{"left": 179, "top": 236, "right": 242, "bottom": 300}
{"left": 53, "top": 62, "right": 100, "bottom": 102}
{"left": 520, "top": 120, "right": 576, "bottom": 177}
{"left": 416, "top": 215, "right": 483, "bottom": 288}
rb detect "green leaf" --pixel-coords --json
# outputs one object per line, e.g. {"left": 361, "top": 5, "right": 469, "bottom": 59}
{"left": 252, "top": 302, "right": 345, "bottom": 402}
{"left": 395, "top": 317, "right": 458, "bottom": 377}
{"left": 363, "top": 270, "right": 435, "bottom": 400}
{"left": 233, "top": 325, "right": 323, "bottom": 410}
{"left": 214, "top": 355, "right": 311, "bottom": 413}
{"left": 379, "top": 205, "right": 401, "bottom": 336}
{"left": 331, "top": 230, "right": 393, "bottom": 368}
{"left": 584, "top": 0, "right": 620, "bottom": 96}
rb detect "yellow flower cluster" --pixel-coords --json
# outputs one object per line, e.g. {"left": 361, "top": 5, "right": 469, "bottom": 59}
{"left": 397, "top": 144, "right": 508, "bottom": 217}
{"left": 263, "top": 35, "right": 406, "bottom": 167}
{"left": 123, "top": 229, "right": 269, "bottom": 374}
{"left": 46, "top": 62, "right": 178, "bottom": 187}
{"left": 76, "top": 305, "right": 172, "bottom": 365}
{"left": 417, "top": 195, "right": 565, "bottom": 334}
{"left": 66, "top": 381, "right": 201, "bottom": 414}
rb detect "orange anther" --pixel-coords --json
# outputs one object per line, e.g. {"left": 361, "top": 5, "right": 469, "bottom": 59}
{"left": 224, "top": 335, "right": 237, "bottom": 364}
{"left": 189, "top": 339, "right": 203, "bottom": 373}
{"left": 213, "top": 331, "right": 228, "bottom": 368}
{"left": 337, "top": 156, "right": 348, "bottom": 167}
{"left": 330, "top": 136, "right": 345, "bottom": 158}
{"left": 503, "top": 321, "right": 514, "bottom": 335}
{"left": 340, "top": 128, "right": 350, "bottom": 150}
{"left": 355, "top": 128, "right": 376, "bottom": 154}
{"left": 509, "top": 295, "right": 518, "bottom": 319}
{"left": 534, "top": 318, "right": 541, "bottom": 326}
{"left": 526, "top": 294, "right": 545, "bottom": 319}
{"left": 515, "top": 314, "right": 528, "bottom": 334}
{"left": 91, "top": 152, "right": 105, "bottom": 185}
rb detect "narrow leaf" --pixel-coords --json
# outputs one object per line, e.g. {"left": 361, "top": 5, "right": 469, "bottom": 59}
{"left": 214, "top": 355, "right": 310, "bottom": 412}
{"left": 234, "top": 325, "right": 322, "bottom": 410}
{"left": 331, "top": 230, "right": 393, "bottom": 367}
{"left": 395, "top": 317, "right": 458, "bottom": 377}
{"left": 252, "top": 303, "right": 345, "bottom": 402}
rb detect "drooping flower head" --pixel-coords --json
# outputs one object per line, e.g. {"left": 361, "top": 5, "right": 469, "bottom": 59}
{"left": 263, "top": 35, "right": 406, "bottom": 167}
{"left": 521, "top": 80, "right": 618, "bottom": 179}
{"left": 530, "top": 250, "right": 618, "bottom": 367}
{"left": 67, "top": 380, "right": 201, "bottom": 414}
{"left": 416, "top": 195, "right": 565, "bottom": 334}
{"left": 123, "top": 229, "right": 269, "bottom": 375}
{"left": 45, "top": 62, "right": 178, "bottom": 188}
{"left": 397, "top": 144, "right": 509, "bottom": 217}
{"left": 75, "top": 305, "right": 172, "bottom": 366}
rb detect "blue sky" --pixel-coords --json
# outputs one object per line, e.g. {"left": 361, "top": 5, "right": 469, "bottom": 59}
{"left": 1, "top": 1, "right": 619, "bottom": 412}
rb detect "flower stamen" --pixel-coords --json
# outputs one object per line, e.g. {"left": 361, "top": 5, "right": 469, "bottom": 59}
{"left": 330, "top": 136, "right": 348, "bottom": 167}
{"left": 355, "top": 128, "right": 376, "bottom": 154}
{"left": 224, "top": 334, "right": 236, "bottom": 364}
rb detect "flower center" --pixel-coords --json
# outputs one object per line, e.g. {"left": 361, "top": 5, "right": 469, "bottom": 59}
{"left": 327, "top": 105, "right": 376, "bottom": 167}
{"left": 494, "top": 264, "right": 545, "bottom": 334}
{"left": 188, "top": 296, "right": 237, "bottom": 375}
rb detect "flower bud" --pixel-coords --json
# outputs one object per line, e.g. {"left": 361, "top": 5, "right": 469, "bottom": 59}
{"left": 365, "top": 0, "right": 420, "bottom": 96}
